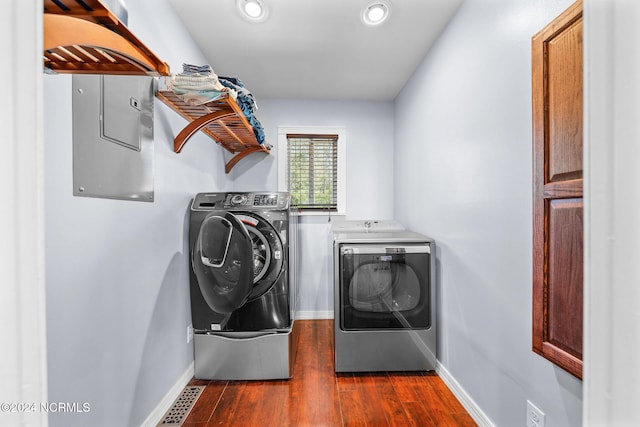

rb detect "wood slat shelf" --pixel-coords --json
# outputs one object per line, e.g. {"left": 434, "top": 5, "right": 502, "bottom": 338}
{"left": 156, "top": 90, "right": 270, "bottom": 173}
{"left": 43, "top": 0, "right": 169, "bottom": 76}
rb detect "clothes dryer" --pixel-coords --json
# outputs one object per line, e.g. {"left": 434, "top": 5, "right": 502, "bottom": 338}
{"left": 189, "top": 192, "right": 298, "bottom": 380}
{"left": 332, "top": 221, "right": 436, "bottom": 372}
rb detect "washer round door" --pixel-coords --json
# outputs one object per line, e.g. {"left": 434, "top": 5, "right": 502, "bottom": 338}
{"left": 192, "top": 212, "right": 254, "bottom": 314}
{"left": 235, "top": 213, "right": 285, "bottom": 301}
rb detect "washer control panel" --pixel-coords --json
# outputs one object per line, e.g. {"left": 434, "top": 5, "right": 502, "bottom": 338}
{"left": 229, "top": 194, "right": 249, "bottom": 206}
{"left": 224, "top": 192, "right": 288, "bottom": 209}
{"left": 192, "top": 192, "right": 290, "bottom": 211}
{"left": 253, "top": 194, "right": 279, "bottom": 207}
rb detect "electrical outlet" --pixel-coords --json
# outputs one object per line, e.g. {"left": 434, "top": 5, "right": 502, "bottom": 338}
{"left": 187, "top": 324, "right": 194, "bottom": 344}
{"left": 526, "top": 400, "right": 545, "bottom": 427}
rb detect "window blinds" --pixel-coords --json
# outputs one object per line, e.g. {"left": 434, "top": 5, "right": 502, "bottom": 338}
{"left": 286, "top": 134, "right": 338, "bottom": 210}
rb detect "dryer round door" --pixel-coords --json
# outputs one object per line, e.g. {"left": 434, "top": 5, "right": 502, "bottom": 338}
{"left": 192, "top": 212, "right": 254, "bottom": 314}
{"left": 235, "top": 213, "right": 285, "bottom": 301}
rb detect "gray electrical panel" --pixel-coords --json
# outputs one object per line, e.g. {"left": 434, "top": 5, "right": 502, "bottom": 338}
{"left": 72, "top": 74, "right": 154, "bottom": 202}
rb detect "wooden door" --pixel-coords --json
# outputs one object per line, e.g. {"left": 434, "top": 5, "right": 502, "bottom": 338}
{"left": 532, "top": 0, "right": 583, "bottom": 379}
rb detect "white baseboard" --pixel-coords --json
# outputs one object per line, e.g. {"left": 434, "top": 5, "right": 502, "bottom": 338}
{"left": 436, "top": 362, "right": 495, "bottom": 427}
{"left": 141, "top": 361, "right": 195, "bottom": 427}
{"left": 295, "top": 310, "right": 334, "bottom": 320}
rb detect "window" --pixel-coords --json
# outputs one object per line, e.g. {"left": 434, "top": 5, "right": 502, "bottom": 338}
{"left": 278, "top": 126, "right": 346, "bottom": 214}
{"left": 287, "top": 134, "right": 337, "bottom": 209}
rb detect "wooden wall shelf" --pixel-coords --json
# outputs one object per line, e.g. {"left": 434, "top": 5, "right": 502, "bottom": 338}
{"left": 156, "top": 91, "right": 270, "bottom": 173}
{"left": 43, "top": 0, "right": 169, "bottom": 76}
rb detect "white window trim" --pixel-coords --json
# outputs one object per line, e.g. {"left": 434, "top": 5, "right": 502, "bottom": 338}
{"left": 277, "top": 125, "right": 346, "bottom": 216}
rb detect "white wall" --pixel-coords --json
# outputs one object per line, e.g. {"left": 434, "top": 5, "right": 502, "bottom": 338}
{"left": 394, "top": 0, "right": 582, "bottom": 426}
{"left": 230, "top": 99, "right": 395, "bottom": 316}
{"left": 42, "top": 1, "right": 227, "bottom": 425}
{"left": 0, "top": 2, "right": 48, "bottom": 427}
{"left": 583, "top": 0, "right": 640, "bottom": 424}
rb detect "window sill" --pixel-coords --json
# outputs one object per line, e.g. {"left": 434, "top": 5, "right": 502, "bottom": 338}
{"left": 294, "top": 210, "right": 346, "bottom": 218}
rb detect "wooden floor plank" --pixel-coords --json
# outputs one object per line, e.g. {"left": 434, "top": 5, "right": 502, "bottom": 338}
{"left": 388, "top": 372, "right": 424, "bottom": 403}
{"left": 368, "top": 374, "right": 414, "bottom": 427}
{"left": 226, "top": 381, "right": 264, "bottom": 426}
{"left": 184, "top": 320, "right": 475, "bottom": 427}
{"left": 425, "top": 374, "right": 469, "bottom": 414}
{"left": 413, "top": 377, "right": 466, "bottom": 427}
{"left": 403, "top": 401, "right": 437, "bottom": 427}
{"left": 336, "top": 373, "right": 358, "bottom": 391}
{"left": 258, "top": 380, "right": 290, "bottom": 426}
{"left": 351, "top": 374, "right": 391, "bottom": 426}
{"left": 182, "top": 381, "right": 226, "bottom": 424}
{"left": 206, "top": 381, "right": 245, "bottom": 426}
{"left": 337, "top": 389, "right": 368, "bottom": 427}
{"left": 291, "top": 320, "right": 342, "bottom": 426}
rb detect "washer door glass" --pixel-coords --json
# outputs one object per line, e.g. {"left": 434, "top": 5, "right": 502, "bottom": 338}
{"left": 192, "top": 212, "right": 254, "bottom": 314}
{"left": 236, "top": 214, "right": 285, "bottom": 300}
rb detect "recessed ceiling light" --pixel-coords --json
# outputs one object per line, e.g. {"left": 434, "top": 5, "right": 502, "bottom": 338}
{"left": 237, "top": 0, "right": 269, "bottom": 22}
{"left": 362, "top": 1, "right": 391, "bottom": 26}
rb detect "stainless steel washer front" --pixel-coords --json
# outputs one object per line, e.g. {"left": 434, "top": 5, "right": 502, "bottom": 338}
{"left": 189, "top": 192, "right": 299, "bottom": 380}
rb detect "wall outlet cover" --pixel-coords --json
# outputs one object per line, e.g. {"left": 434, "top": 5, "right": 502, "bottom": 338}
{"left": 526, "top": 400, "right": 545, "bottom": 427}
{"left": 187, "top": 324, "right": 194, "bottom": 344}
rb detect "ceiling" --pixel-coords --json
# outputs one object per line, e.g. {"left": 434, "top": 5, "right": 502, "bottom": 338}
{"left": 166, "top": 0, "right": 464, "bottom": 101}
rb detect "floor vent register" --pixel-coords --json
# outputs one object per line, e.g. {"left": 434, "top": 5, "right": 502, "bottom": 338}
{"left": 158, "top": 385, "right": 205, "bottom": 426}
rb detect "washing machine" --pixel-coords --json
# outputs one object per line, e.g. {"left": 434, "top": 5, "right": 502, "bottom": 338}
{"left": 189, "top": 192, "right": 298, "bottom": 380}
{"left": 332, "top": 220, "right": 436, "bottom": 372}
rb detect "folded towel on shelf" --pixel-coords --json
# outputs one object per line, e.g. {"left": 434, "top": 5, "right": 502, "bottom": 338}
{"left": 171, "top": 88, "right": 227, "bottom": 106}
{"left": 170, "top": 73, "right": 229, "bottom": 93}
{"left": 168, "top": 65, "right": 237, "bottom": 105}
{"left": 182, "top": 63, "right": 213, "bottom": 75}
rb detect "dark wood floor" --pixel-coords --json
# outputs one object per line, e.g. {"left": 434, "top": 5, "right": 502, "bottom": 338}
{"left": 183, "top": 320, "right": 476, "bottom": 426}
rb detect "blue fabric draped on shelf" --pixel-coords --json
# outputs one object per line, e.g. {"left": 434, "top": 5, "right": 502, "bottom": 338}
{"left": 218, "top": 76, "right": 266, "bottom": 146}
{"left": 169, "top": 64, "right": 267, "bottom": 147}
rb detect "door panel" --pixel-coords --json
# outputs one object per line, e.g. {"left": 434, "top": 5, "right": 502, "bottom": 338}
{"left": 532, "top": 0, "right": 583, "bottom": 379}
{"left": 547, "top": 20, "right": 583, "bottom": 183}
{"left": 547, "top": 199, "right": 583, "bottom": 359}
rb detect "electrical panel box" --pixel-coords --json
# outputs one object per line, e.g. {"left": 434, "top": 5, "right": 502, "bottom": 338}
{"left": 72, "top": 74, "right": 154, "bottom": 202}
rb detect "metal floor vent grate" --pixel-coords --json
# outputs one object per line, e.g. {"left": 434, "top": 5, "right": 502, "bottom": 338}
{"left": 158, "top": 385, "right": 205, "bottom": 426}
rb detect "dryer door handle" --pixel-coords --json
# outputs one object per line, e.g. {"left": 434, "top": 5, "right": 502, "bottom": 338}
{"left": 340, "top": 244, "right": 430, "bottom": 255}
